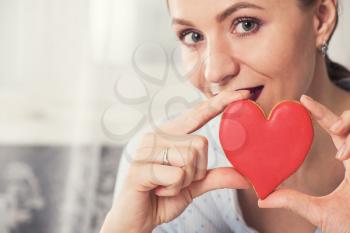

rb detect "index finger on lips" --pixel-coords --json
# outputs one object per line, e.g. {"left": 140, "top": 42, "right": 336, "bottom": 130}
{"left": 159, "top": 89, "right": 251, "bottom": 136}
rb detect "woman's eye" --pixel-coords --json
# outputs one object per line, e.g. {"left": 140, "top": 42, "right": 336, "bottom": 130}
{"left": 233, "top": 17, "right": 260, "bottom": 36}
{"left": 179, "top": 31, "right": 204, "bottom": 46}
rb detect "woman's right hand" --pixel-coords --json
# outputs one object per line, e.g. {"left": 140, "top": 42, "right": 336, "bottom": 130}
{"left": 100, "top": 89, "right": 252, "bottom": 233}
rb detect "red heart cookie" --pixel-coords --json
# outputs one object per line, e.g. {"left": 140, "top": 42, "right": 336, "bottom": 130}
{"left": 219, "top": 100, "right": 314, "bottom": 199}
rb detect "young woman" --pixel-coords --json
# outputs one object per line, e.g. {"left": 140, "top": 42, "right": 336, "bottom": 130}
{"left": 100, "top": 0, "right": 350, "bottom": 232}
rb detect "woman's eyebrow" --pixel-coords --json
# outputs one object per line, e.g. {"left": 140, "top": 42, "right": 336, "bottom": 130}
{"left": 171, "top": 18, "right": 195, "bottom": 27}
{"left": 216, "top": 2, "right": 265, "bottom": 23}
{"left": 171, "top": 2, "right": 265, "bottom": 27}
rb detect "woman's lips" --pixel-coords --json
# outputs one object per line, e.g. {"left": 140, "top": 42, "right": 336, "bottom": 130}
{"left": 210, "top": 85, "right": 264, "bottom": 101}
{"left": 236, "top": 85, "right": 264, "bottom": 101}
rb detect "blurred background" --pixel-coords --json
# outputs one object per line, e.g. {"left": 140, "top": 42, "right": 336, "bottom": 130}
{"left": 0, "top": 0, "right": 349, "bottom": 232}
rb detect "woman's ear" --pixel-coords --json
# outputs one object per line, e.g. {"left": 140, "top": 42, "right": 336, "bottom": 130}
{"left": 313, "top": 0, "right": 337, "bottom": 48}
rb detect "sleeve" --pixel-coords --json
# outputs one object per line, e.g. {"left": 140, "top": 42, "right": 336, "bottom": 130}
{"left": 150, "top": 189, "right": 232, "bottom": 233}
{"left": 152, "top": 224, "right": 175, "bottom": 233}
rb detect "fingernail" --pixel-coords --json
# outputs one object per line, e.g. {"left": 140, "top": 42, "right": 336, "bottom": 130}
{"left": 330, "top": 119, "right": 342, "bottom": 133}
{"left": 336, "top": 144, "right": 347, "bottom": 159}
{"left": 234, "top": 90, "right": 250, "bottom": 99}
{"left": 302, "top": 95, "right": 314, "bottom": 102}
{"left": 236, "top": 89, "right": 250, "bottom": 95}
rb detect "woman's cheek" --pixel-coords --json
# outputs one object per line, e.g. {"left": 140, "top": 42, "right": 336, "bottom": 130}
{"left": 181, "top": 47, "right": 201, "bottom": 72}
{"left": 238, "top": 37, "right": 296, "bottom": 76}
{"left": 239, "top": 35, "right": 309, "bottom": 88}
{"left": 182, "top": 48, "right": 208, "bottom": 92}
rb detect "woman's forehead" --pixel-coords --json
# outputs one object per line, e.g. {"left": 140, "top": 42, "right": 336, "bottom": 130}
{"left": 168, "top": 0, "right": 294, "bottom": 27}
{"left": 168, "top": 0, "right": 292, "bottom": 16}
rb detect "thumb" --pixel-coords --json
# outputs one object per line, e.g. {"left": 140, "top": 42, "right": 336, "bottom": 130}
{"left": 189, "top": 167, "right": 250, "bottom": 198}
{"left": 258, "top": 189, "right": 322, "bottom": 226}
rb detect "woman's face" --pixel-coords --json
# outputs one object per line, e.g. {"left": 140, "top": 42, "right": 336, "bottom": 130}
{"left": 169, "top": 0, "right": 318, "bottom": 113}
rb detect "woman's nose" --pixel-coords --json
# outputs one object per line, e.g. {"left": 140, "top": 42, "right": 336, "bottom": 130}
{"left": 203, "top": 50, "right": 239, "bottom": 84}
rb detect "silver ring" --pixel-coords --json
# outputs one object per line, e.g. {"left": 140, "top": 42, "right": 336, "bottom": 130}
{"left": 162, "top": 147, "right": 170, "bottom": 165}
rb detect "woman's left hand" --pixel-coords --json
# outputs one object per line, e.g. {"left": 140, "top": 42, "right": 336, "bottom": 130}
{"left": 258, "top": 94, "right": 350, "bottom": 233}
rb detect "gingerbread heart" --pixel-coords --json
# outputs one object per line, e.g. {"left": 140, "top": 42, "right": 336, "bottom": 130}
{"left": 219, "top": 100, "right": 314, "bottom": 199}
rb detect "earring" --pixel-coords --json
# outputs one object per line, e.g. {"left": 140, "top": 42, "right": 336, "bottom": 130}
{"left": 320, "top": 41, "right": 328, "bottom": 57}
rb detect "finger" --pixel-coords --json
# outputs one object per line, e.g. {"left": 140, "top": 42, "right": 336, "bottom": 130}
{"left": 186, "top": 135, "right": 208, "bottom": 181}
{"left": 135, "top": 144, "right": 206, "bottom": 181}
{"left": 336, "top": 135, "right": 350, "bottom": 161}
{"left": 136, "top": 134, "right": 208, "bottom": 181}
{"left": 258, "top": 189, "right": 322, "bottom": 227}
{"left": 159, "top": 89, "right": 251, "bottom": 135}
{"left": 165, "top": 146, "right": 198, "bottom": 188}
{"left": 300, "top": 95, "right": 339, "bottom": 132}
{"left": 129, "top": 163, "right": 185, "bottom": 195}
{"left": 134, "top": 146, "right": 193, "bottom": 166}
{"left": 134, "top": 146, "right": 198, "bottom": 189}
{"left": 345, "top": 158, "right": 350, "bottom": 181}
{"left": 300, "top": 95, "right": 344, "bottom": 148}
{"left": 188, "top": 167, "right": 250, "bottom": 198}
{"left": 330, "top": 110, "right": 350, "bottom": 136}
